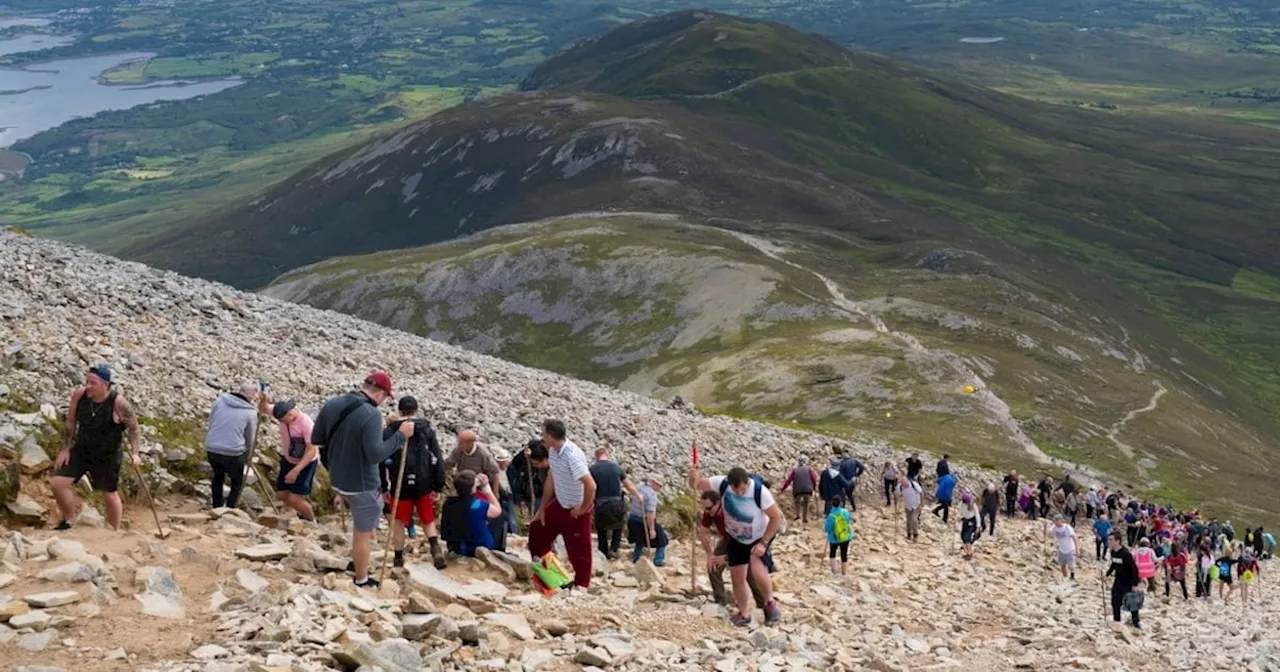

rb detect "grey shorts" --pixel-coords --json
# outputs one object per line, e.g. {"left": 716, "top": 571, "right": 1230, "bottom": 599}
{"left": 343, "top": 491, "right": 382, "bottom": 533}
{"left": 1057, "top": 551, "right": 1076, "bottom": 567}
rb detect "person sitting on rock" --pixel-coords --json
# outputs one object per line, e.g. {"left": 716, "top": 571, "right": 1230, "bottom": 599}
{"left": 699, "top": 489, "right": 767, "bottom": 611}
{"left": 50, "top": 364, "right": 142, "bottom": 531}
{"left": 627, "top": 475, "right": 668, "bottom": 566}
{"left": 690, "top": 465, "right": 783, "bottom": 627}
{"left": 203, "top": 380, "right": 261, "bottom": 510}
{"left": 258, "top": 394, "right": 318, "bottom": 523}
{"left": 440, "top": 469, "right": 501, "bottom": 558}
{"left": 381, "top": 395, "right": 446, "bottom": 569}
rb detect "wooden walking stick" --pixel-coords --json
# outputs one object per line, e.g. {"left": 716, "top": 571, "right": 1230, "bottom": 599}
{"left": 131, "top": 460, "right": 170, "bottom": 539}
{"left": 377, "top": 440, "right": 410, "bottom": 585}
{"left": 247, "top": 416, "right": 281, "bottom": 514}
{"left": 690, "top": 440, "right": 699, "bottom": 593}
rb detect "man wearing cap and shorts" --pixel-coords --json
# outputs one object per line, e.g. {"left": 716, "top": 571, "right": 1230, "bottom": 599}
{"left": 528, "top": 419, "right": 597, "bottom": 587}
{"left": 259, "top": 393, "right": 318, "bottom": 522}
{"left": 51, "top": 365, "right": 143, "bottom": 531}
{"left": 382, "top": 395, "right": 446, "bottom": 568}
{"left": 312, "top": 371, "right": 413, "bottom": 588}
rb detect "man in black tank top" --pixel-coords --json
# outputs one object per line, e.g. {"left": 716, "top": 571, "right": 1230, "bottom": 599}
{"left": 50, "top": 365, "right": 142, "bottom": 531}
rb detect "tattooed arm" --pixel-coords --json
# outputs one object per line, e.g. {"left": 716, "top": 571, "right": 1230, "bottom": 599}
{"left": 114, "top": 395, "right": 143, "bottom": 464}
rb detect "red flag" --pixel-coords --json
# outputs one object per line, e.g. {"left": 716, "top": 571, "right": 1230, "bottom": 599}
{"left": 691, "top": 441, "right": 699, "bottom": 466}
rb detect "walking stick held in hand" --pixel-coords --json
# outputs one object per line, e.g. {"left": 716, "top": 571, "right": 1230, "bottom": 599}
{"left": 690, "top": 440, "right": 699, "bottom": 593}
{"left": 248, "top": 411, "right": 281, "bottom": 514}
{"left": 378, "top": 432, "right": 411, "bottom": 585}
{"left": 131, "top": 459, "right": 170, "bottom": 539}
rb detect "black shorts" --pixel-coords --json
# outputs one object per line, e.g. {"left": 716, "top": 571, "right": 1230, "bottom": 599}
{"left": 275, "top": 457, "right": 318, "bottom": 495}
{"left": 55, "top": 448, "right": 122, "bottom": 492}
{"left": 726, "top": 537, "right": 762, "bottom": 567}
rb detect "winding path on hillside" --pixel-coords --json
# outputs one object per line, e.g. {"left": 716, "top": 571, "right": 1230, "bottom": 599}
{"left": 1107, "top": 381, "right": 1167, "bottom": 461}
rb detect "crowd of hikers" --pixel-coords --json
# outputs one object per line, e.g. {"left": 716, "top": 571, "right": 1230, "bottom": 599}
{"left": 46, "top": 366, "right": 1276, "bottom": 629}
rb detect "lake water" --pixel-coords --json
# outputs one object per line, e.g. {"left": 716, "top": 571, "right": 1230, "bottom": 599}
{"left": 959, "top": 37, "right": 1005, "bottom": 44}
{"left": 0, "top": 33, "right": 74, "bottom": 57}
{"left": 0, "top": 46, "right": 243, "bottom": 147}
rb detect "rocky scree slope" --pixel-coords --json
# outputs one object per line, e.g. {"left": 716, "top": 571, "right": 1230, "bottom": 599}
{"left": 262, "top": 213, "right": 1280, "bottom": 526}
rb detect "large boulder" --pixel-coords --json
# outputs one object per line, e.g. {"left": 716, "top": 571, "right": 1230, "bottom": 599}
{"left": 6, "top": 493, "right": 45, "bottom": 525}
{"left": 18, "top": 435, "right": 50, "bottom": 475}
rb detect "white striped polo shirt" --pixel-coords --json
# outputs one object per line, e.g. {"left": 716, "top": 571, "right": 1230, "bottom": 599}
{"left": 549, "top": 438, "right": 590, "bottom": 508}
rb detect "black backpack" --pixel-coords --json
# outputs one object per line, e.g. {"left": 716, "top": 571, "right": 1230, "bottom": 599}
{"left": 385, "top": 419, "right": 439, "bottom": 499}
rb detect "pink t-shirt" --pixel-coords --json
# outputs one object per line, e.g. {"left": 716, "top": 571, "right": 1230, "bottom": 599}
{"left": 271, "top": 404, "right": 317, "bottom": 465}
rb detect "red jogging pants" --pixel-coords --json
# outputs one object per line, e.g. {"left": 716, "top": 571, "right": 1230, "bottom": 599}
{"left": 529, "top": 498, "right": 594, "bottom": 588}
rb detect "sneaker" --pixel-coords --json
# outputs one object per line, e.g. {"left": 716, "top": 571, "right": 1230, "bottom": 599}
{"left": 54, "top": 520, "right": 72, "bottom": 531}
{"left": 393, "top": 553, "right": 405, "bottom": 568}
{"left": 729, "top": 612, "right": 752, "bottom": 627}
{"left": 764, "top": 600, "right": 782, "bottom": 624}
{"left": 354, "top": 576, "right": 381, "bottom": 589}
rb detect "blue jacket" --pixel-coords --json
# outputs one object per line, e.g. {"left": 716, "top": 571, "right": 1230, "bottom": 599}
{"left": 1094, "top": 518, "right": 1113, "bottom": 539}
{"left": 838, "top": 457, "right": 865, "bottom": 482}
{"left": 935, "top": 473, "right": 957, "bottom": 502}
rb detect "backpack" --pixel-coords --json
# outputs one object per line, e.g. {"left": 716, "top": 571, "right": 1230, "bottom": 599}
{"left": 315, "top": 397, "right": 364, "bottom": 470}
{"left": 832, "top": 510, "right": 853, "bottom": 543}
{"left": 393, "top": 419, "right": 438, "bottom": 499}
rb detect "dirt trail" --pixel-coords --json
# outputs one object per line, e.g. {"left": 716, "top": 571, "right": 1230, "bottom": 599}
{"left": 1107, "top": 381, "right": 1168, "bottom": 463}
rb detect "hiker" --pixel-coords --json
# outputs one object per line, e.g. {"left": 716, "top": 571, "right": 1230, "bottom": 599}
{"left": 1047, "top": 514, "right": 1077, "bottom": 580}
{"left": 818, "top": 456, "right": 851, "bottom": 516}
{"left": 493, "top": 448, "right": 518, "bottom": 535}
{"left": 1195, "top": 538, "right": 1214, "bottom": 598}
{"left": 527, "top": 420, "right": 597, "bottom": 588}
{"left": 824, "top": 495, "right": 854, "bottom": 575}
{"left": 627, "top": 476, "right": 668, "bottom": 565}
{"left": 589, "top": 445, "right": 641, "bottom": 560}
{"left": 958, "top": 491, "right": 980, "bottom": 560}
{"left": 1163, "top": 540, "right": 1189, "bottom": 600}
{"left": 511, "top": 439, "right": 547, "bottom": 514}
{"left": 203, "top": 381, "right": 261, "bottom": 510}
{"left": 699, "top": 490, "right": 767, "bottom": 611}
{"left": 900, "top": 475, "right": 923, "bottom": 541}
{"left": 1064, "top": 489, "right": 1081, "bottom": 527}
{"left": 881, "top": 461, "right": 899, "bottom": 506}
{"left": 691, "top": 466, "right": 783, "bottom": 626}
{"left": 1216, "top": 545, "right": 1238, "bottom": 601}
{"left": 1264, "top": 531, "right": 1276, "bottom": 560}
{"left": 440, "top": 469, "right": 501, "bottom": 557}
{"left": 50, "top": 365, "right": 142, "bottom": 531}
{"left": 936, "top": 453, "right": 951, "bottom": 478}
{"left": 259, "top": 395, "right": 318, "bottom": 522}
{"left": 444, "top": 429, "right": 500, "bottom": 493}
{"left": 1002, "top": 470, "right": 1019, "bottom": 517}
{"left": 905, "top": 452, "right": 924, "bottom": 483}
{"left": 979, "top": 484, "right": 999, "bottom": 538}
{"left": 312, "top": 371, "right": 413, "bottom": 588}
{"left": 1037, "top": 476, "right": 1054, "bottom": 516}
{"left": 1093, "top": 512, "right": 1113, "bottom": 561}
{"left": 1134, "top": 537, "right": 1158, "bottom": 592}
{"left": 1085, "top": 486, "right": 1100, "bottom": 519}
{"left": 1238, "top": 549, "right": 1260, "bottom": 603}
{"left": 1251, "top": 525, "right": 1266, "bottom": 559}
{"left": 381, "top": 395, "right": 446, "bottom": 568}
{"left": 933, "top": 470, "right": 957, "bottom": 523}
{"left": 1124, "top": 508, "right": 1140, "bottom": 547}
{"left": 836, "top": 450, "right": 865, "bottom": 511}
{"left": 779, "top": 455, "right": 818, "bottom": 523}
{"left": 1106, "top": 532, "right": 1142, "bottom": 628}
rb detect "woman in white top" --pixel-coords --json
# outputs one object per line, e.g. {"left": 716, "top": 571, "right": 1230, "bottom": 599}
{"left": 882, "top": 461, "right": 899, "bottom": 507}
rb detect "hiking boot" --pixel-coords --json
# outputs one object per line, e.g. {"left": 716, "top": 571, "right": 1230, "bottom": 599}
{"left": 54, "top": 520, "right": 72, "bottom": 531}
{"left": 729, "top": 612, "right": 752, "bottom": 627}
{"left": 393, "top": 551, "right": 405, "bottom": 568}
{"left": 429, "top": 539, "right": 447, "bottom": 569}
{"left": 764, "top": 600, "right": 782, "bottom": 624}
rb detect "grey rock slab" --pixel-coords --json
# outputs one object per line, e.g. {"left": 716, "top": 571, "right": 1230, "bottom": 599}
{"left": 236, "top": 568, "right": 269, "bottom": 592}
{"left": 37, "top": 562, "right": 95, "bottom": 583}
{"left": 22, "top": 591, "right": 81, "bottom": 608}
{"left": 135, "top": 592, "right": 185, "bottom": 619}
{"left": 135, "top": 566, "right": 184, "bottom": 598}
{"left": 9, "top": 609, "right": 52, "bottom": 630}
{"left": 234, "top": 543, "right": 291, "bottom": 561}
{"left": 484, "top": 612, "right": 536, "bottom": 641}
{"left": 19, "top": 631, "right": 53, "bottom": 651}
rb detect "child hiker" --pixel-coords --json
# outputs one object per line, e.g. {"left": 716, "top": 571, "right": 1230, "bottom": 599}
{"left": 824, "top": 495, "right": 854, "bottom": 576}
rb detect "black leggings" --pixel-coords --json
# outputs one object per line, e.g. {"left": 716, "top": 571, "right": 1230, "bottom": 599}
{"left": 829, "top": 541, "right": 849, "bottom": 562}
{"left": 208, "top": 452, "right": 246, "bottom": 509}
{"left": 1005, "top": 493, "right": 1016, "bottom": 517}
{"left": 1096, "top": 538, "right": 1108, "bottom": 560}
{"left": 883, "top": 479, "right": 896, "bottom": 506}
{"left": 1165, "top": 578, "right": 1188, "bottom": 599}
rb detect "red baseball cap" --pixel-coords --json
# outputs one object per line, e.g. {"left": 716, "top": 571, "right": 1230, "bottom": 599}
{"left": 364, "top": 371, "right": 393, "bottom": 395}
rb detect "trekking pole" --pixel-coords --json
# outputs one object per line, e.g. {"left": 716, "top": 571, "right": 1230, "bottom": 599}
{"left": 130, "top": 460, "right": 170, "bottom": 539}
{"left": 247, "top": 417, "right": 281, "bottom": 514}
{"left": 377, "top": 442, "right": 410, "bottom": 585}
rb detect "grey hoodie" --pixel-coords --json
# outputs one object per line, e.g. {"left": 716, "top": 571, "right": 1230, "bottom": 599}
{"left": 204, "top": 393, "right": 258, "bottom": 457}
